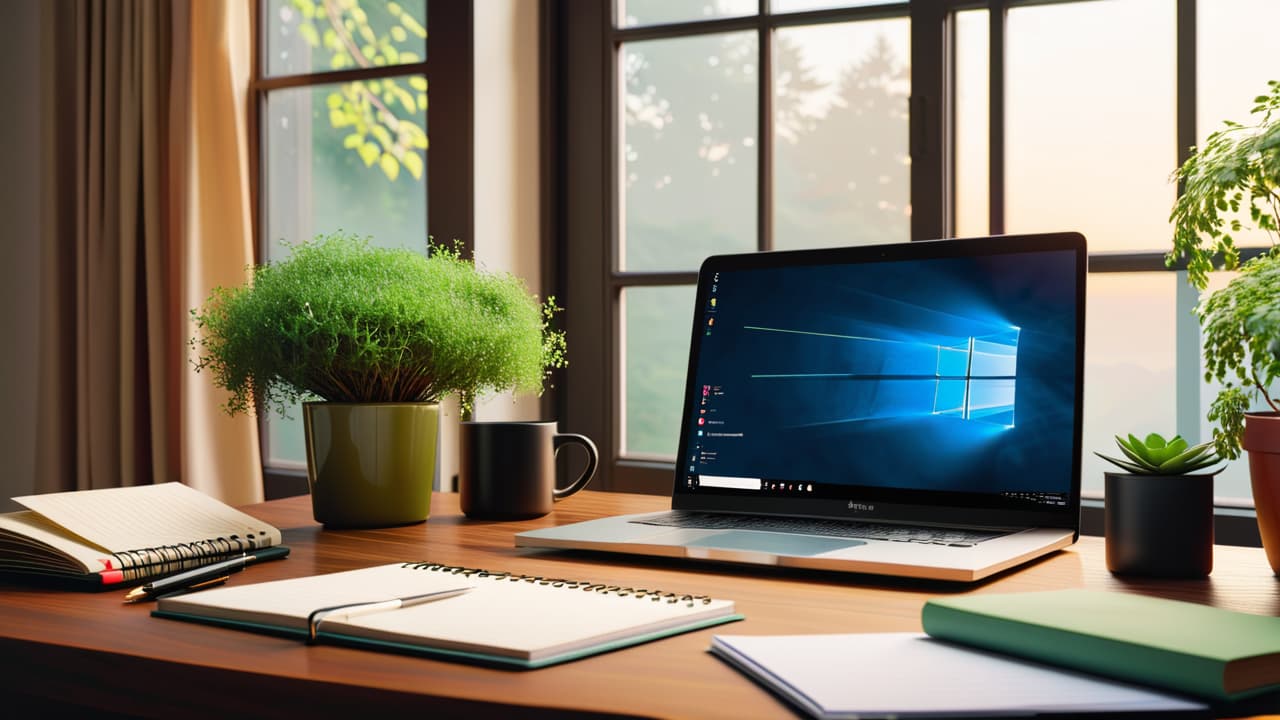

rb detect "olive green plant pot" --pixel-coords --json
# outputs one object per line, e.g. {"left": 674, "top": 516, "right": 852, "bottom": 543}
{"left": 303, "top": 402, "right": 438, "bottom": 529}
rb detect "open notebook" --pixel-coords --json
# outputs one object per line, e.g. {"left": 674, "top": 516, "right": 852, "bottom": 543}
{"left": 154, "top": 562, "right": 742, "bottom": 669}
{"left": 0, "top": 483, "right": 283, "bottom": 588}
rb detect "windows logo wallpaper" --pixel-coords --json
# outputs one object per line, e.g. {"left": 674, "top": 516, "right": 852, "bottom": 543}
{"left": 692, "top": 251, "right": 1078, "bottom": 497}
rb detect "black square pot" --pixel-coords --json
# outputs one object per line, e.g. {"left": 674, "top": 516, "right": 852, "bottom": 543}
{"left": 1104, "top": 472, "right": 1214, "bottom": 578}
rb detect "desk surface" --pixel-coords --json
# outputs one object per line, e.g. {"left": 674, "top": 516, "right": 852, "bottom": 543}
{"left": 1, "top": 490, "right": 1277, "bottom": 718}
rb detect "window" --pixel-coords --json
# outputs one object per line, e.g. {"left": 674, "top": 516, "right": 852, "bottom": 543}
{"left": 557, "top": 0, "right": 1279, "bottom": 535}
{"left": 251, "top": 0, "right": 473, "bottom": 494}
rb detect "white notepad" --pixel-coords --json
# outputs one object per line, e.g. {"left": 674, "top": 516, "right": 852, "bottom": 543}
{"left": 155, "top": 562, "right": 742, "bottom": 668}
{"left": 710, "top": 632, "right": 1208, "bottom": 719}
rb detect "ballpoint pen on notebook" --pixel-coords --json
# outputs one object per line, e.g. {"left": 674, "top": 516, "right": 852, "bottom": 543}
{"left": 306, "top": 587, "right": 474, "bottom": 642}
{"left": 123, "top": 545, "right": 291, "bottom": 603}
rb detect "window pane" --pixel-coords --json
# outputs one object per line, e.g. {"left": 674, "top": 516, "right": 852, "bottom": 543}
{"left": 1005, "top": 0, "right": 1175, "bottom": 252}
{"left": 263, "top": 78, "right": 428, "bottom": 465}
{"left": 1081, "top": 274, "right": 1177, "bottom": 497}
{"left": 620, "top": 0, "right": 755, "bottom": 27}
{"left": 772, "top": 0, "right": 901, "bottom": 13}
{"left": 773, "top": 19, "right": 910, "bottom": 250}
{"left": 624, "top": 286, "right": 696, "bottom": 457}
{"left": 953, "top": 9, "right": 988, "bottom": 238}
{"left": 621, "top": 32, "right": 757, "bottom": 271}
{"left": 1197, "top": 0, "right": 1280, "bottom": 250}
{"left": 265, "top": 0, "right": 427, "bottom": 78}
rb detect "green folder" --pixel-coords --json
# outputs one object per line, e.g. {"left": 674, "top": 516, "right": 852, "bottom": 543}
{"left": 922, "top": 588, "right": 1280, "bottom": 702}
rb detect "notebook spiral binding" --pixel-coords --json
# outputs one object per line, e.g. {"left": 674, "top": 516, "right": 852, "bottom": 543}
{"left": 109, "top": 532, "right": 270, "bottom": 580}
{"left": 406, "top": 562, "right": 714, "bottom": 608}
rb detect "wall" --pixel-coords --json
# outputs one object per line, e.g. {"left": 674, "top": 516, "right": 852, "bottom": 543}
{"left": 433, "top": 0, "right": 544, "bottom": 489}
{"left": 472, "top": 0, "right": 543, "bottom": 422}
{"left": 0, "top": 0, "right": 42, "bottom": 510}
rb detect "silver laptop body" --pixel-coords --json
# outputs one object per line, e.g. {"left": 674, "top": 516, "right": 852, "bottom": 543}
{"left": 518, "top": 233, "right": 1086, "bottom": 582}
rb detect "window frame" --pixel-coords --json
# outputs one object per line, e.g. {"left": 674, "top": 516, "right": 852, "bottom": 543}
{"left": 249, "top": 0, "right": 475, "bottom": 499}
{"left": 553, "top": 0, "right": 1266, "bottom": 544}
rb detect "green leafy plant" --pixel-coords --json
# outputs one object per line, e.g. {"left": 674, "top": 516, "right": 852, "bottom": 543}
{"left": 1095, "top": 433, "right": 1222, "bottom": 476}
{"left": 285, "top": 0, "right": 428, "bottom": 182}
{"left": 1168, "top": 79, "right": 1280, "bottom": 459}
{"left": 191, "top": 233, "right": 566, "bottom": 416}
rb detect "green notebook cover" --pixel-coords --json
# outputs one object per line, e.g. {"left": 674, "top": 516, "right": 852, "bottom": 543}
{"left": 922, "top": 589, "right": 1280, "bottom": 702}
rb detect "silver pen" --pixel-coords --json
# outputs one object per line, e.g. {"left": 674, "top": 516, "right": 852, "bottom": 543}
{"left": 306, "top": 586, "right": 473, "bottom": 642}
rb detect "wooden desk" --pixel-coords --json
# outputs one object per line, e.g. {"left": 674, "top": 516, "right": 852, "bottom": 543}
{"left": 1, "top": 491, "right": 1277, "bottom": 718}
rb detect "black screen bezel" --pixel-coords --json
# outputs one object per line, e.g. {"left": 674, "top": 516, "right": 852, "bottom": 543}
{"left": 669, "top": 232, "right": 1086, "bottom": 532}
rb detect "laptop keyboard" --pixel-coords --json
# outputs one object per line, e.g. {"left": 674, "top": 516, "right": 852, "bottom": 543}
{"left": 631, "top": 511, "right": 1010, "bottom": 547}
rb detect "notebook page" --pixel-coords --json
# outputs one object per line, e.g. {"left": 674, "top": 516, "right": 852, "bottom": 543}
{"left": 15, "top": 482, "right": 281, "bottom": 552}
{"left": 711, "top": 633, "right": 1207, "bottom": 717}
{"left": 157, "top": 564, "right": 477, "bottom": 631}
{"left": 326, "top": 573, "right": 737, "bottom": 661}
{"left": 0, "top": 511, "right": 107, "bottom": 571}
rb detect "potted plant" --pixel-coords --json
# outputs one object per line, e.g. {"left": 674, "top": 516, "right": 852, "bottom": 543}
{"left": 191, "top": 233, "right": 566, "bottom": 528}
{"left": 1096, "top": 433, "right": 1222, "bottom": 577}
{"left": 1168, "top": 79, "right": 1280, "bottom": 571}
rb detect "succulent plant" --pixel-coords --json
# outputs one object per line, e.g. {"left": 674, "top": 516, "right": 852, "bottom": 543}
{"left": 1095, "top": 433, "right": 1223, "bottom": 476}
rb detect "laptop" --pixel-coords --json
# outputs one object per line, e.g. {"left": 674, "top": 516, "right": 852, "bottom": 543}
{"left": 517, "top": 232, "right": 1086, "bottom": 582}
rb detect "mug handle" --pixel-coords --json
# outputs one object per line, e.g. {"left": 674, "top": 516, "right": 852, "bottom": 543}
{"left": 552, "top": 433, "right": 599, "bottom": 500}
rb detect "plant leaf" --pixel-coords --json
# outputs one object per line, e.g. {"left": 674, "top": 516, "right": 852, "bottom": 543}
{"left": 1094, "top": 452, "right": 1150, "bottom": 474}
{"left": 1123, "top": 435, "right": 1158, "bottom": 467}
{"left": 380, "top": 153, "right": 400, "bottom": 181}
{"left": 402, "top": 150, "right": 423, "bottom": 180}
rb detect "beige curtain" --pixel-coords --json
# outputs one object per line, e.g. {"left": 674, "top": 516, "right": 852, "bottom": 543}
{"left": 37, "top": 0, "right": 262, "bottom": 505}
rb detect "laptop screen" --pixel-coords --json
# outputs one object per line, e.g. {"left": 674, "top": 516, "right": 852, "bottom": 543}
{"left": 672, "top": 233, "right": 1085, "bottom": 530}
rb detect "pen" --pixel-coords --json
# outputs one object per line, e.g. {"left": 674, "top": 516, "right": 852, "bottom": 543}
{"left": 123, "top": 545, "right": 291, "bottom": 603}
{"left": 307, "top": 587, "right": 474, "bottom": 642}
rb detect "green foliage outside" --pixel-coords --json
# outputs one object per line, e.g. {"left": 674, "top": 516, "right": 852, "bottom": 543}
{"left": 191, "top": 233, "right": 566, "bottom": 416}
{"left": 285, "top": 0, "right": 427, "bottom": 182}
{"left": 1095, "top": 433, "right": 1222, "bottom": 476}
{"left": 1168, "top": 80, "right": 1280, "bottom": 459}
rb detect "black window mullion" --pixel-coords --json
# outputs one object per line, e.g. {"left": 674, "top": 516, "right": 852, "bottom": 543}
{"left": 910, "top": 0, "right": 948, "bottom": 240}
{"left": 758, "top": 3, "right": 772, "bottom": 252}
{"left": 988, "top": 0, "right": 1006, "bottom": 236}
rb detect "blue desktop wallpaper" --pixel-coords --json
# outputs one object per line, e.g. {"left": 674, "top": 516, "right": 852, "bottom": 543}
{"left": 688, "top": 250, "right": 1078, "bottom": 496}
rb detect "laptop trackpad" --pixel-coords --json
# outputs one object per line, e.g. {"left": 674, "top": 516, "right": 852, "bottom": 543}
{"left": 686, "top": 531, "right": 864, "bottom": 557}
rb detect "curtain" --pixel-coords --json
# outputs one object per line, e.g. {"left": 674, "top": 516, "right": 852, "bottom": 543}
{"left": 37, "top": 0, "right": 262, "bottom": 505}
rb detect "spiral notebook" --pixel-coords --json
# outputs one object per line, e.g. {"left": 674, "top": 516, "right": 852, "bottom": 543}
{"left": 153, "top": 562, "right": 743, "bottom": 669}
{"left": 0, "top": 482, "right": 283, "bottom": 588}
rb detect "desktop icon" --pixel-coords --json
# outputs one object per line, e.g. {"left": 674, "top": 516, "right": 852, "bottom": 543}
{"left": 707, "top": 317, "right": 715, "bottom": 327}
{"left": 698, "top": 418, "right": 705, "bottom": 426}
{"left": 710, "top": 298, "right": 717, "bottom": 307}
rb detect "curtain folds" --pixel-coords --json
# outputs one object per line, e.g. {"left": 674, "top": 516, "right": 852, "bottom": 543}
{"left": 37, "top": 0, "right": 262, "bottom": 505}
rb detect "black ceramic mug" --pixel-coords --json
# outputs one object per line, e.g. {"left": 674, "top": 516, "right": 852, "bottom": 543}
{"left": 459, "top": 421, "right": 599, "bottom": 519}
